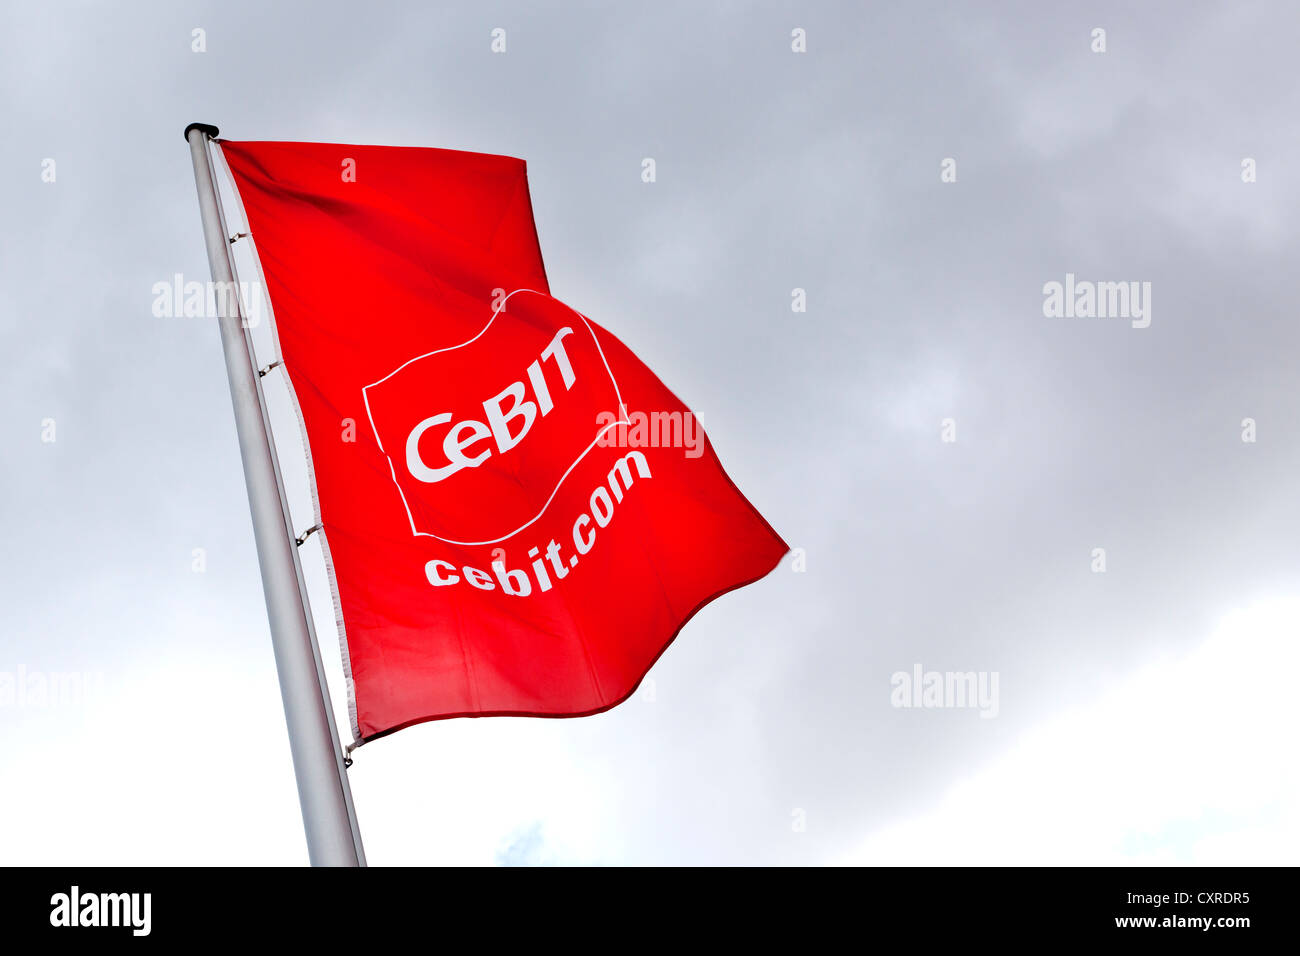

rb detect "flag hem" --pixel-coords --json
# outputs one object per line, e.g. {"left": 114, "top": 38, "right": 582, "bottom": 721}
{"left": 355, "top": 541, "right": 789, "bottom": 744}
{"left": 213, "top": 142, "right": 363, "bottom": 744}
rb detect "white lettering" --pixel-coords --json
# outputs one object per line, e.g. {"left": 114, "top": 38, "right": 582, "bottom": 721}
{"left": 405, "top": 326, "right": 578, "bottom": 483}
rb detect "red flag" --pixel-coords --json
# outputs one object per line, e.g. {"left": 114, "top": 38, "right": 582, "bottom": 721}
{"left": 219, "top": 139, "right": 787, "bottom": 742}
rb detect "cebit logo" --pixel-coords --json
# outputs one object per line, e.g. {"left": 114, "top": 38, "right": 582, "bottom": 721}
{"left": 363, "top": 289, "right": 628, "bottom": 545}
{"left": 404, "top": 326, "right": 576, "bottom": 483}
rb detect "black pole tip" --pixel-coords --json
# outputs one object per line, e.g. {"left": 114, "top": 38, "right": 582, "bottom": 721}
{"left": 184, "top": 122, "right": 220, "bottom": 142}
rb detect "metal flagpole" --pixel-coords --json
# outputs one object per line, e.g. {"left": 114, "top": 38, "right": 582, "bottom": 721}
{"left": 184, "top": 122, "right": 365, "bottom": 866}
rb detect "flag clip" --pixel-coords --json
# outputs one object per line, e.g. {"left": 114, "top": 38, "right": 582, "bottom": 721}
{"left": 296, "top": 523, "right": 323, "bottom": 546}
{"left": 229, "top": 232, "right": 249, "bottom": 244}
{"left": 258, "top": 360, "right": 282, "bottom": 378}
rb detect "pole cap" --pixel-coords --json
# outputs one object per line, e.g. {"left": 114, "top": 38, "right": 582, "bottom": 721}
{"left": 183, "top": 122, "right": 220, "bottom": 142}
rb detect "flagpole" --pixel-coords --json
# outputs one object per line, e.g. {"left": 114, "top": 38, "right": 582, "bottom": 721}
{"left": 184, "top": 122, "right": 365, "bottom": 866}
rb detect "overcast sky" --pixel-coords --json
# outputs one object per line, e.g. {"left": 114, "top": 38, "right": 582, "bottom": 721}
{"left": 3, "top": 0, "right": 1299, "bottom": 865}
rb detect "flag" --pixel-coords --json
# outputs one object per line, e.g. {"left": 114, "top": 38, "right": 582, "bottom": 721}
{"left": 218, "top": 139, "right": 787, "bottom": 742}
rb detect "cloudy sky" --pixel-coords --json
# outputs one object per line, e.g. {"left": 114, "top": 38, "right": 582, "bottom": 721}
{"left": 2, "top": 0, "right": 1298, "bottom": 865}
